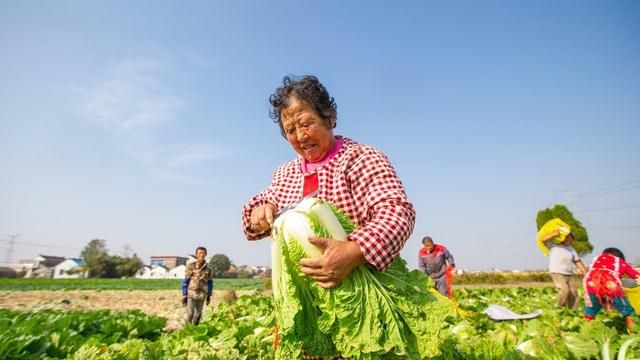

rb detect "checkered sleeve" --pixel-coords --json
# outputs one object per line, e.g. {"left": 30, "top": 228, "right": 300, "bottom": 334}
{"left": 346, "top": 148, "right": 415, "bottom": 271}
{"left": 241, "top": 161, "right": 303, "bottom": 240}
{"left": 242, "top": 175, "right": 281, "bottom": 240}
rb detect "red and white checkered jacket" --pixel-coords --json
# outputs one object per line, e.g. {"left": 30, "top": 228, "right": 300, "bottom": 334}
{"left": 241, "top": 136, "right": 415, "bottom": 271}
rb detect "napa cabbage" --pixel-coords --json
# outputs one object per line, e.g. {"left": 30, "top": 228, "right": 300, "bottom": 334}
{"left": 270, "top": 198, "right": 456, "bottom": 360}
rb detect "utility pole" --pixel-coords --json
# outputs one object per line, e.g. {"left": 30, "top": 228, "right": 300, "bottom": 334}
{"left": 5, "top": 234, "right": 20, "bottom": 265}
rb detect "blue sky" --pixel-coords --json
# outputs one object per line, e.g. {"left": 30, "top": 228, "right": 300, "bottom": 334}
{"left": 1, "top": 1, "right": 639, "bottom": 271}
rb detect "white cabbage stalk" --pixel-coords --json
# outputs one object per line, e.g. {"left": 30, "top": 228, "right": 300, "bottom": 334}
{"left": 271, "top": 198, "right": 350, "bottom": 297}
{"left": 297, "top": 198, "right": 348, "bottom": 241}
{"left": 273, "top": 209, "right": 323, "bottom": 258}
{"left": 271, "top": 234, "right": 282, "bottom": 297}
{"left": 617, "top": 337, "right": 639, "bottom": 360}
{"left": 516, "top": 340, "right": 536, "bottom": 357}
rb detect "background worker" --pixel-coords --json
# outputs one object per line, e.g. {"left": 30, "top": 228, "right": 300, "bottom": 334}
{"left": 418, "top": 236, "right": 456, "bottom": 297}
{"left": 182, "top": 246, "right": 214, "bottom": 325}
{"left": 541, "top": 231, "right": 587, "bottom": 310}
{"left": 583, "top": 247, "right": 640, "bottom": 333}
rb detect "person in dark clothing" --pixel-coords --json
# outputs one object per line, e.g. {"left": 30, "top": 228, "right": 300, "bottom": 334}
{"left": 182, "top": 246, "right": 214, "bottom": 325}
{"left": 418, "top": 236, "right": 455, "bottom": 297}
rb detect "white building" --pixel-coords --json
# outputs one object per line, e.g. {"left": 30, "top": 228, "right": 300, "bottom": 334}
{"left": 135, "top": 264, "right": 183, "bottom": 279}
{"left": 149, "top": 265, "right": 168, "bottom": 279}
{"left": 22, "top": 255, "right": 66, "bottom": 278}
{"left": 168, "top": 264, "right": 186, "bottom": 279}
{"left": 53, "top": 258, "right": 87, "bottom": 279}
{"left": 6, "top": 260, "right": 34, "bottom": 275}
{"left": 135, "top": 265, "right": 152, "bottom": 279}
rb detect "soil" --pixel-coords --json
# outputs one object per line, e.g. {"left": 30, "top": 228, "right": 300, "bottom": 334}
{"left": 0, "top": 289, "right": 259, "bottom": 331}
{"left": 0, "top": 283, "right": 553, "bottom": 331}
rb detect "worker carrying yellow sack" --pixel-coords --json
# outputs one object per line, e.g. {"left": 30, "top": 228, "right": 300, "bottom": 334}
{"left": 537, "top": 218, "right": 571, "bottom": 256}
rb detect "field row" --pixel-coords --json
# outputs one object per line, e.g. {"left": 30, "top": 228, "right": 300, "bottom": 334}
{"left": 0, "top": 278, "right": 265, "bottom": 291}
{"left": 0, "top": 272, "right": 555, "bottom": 291}
{"left": 1, "top": 287, "right": 638, "bottom": 359}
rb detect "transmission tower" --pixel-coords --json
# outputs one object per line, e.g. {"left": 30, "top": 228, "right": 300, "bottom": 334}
{"left": 5, "top": 234, "right": 20, "bottom": 265}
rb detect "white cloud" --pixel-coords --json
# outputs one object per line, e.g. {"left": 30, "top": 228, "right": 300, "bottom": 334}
{"left": 185, "top": 51, "right": 212, "bottom": 68}
{"left": 167, "top": 144, "right": 232, "bottom": 168}
{"left": 81, "top": 58, "right": 183, "bottom": 135}
{"left": 76, "top": 57, "right": 230, "bottom": 182}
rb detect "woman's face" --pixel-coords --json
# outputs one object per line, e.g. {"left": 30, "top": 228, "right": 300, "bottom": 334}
{"left": 280, "top": 98, "right": 335, "bottom": 162}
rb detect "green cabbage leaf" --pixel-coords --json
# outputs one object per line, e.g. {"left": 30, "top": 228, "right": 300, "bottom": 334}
{"left": 271, "top": 198, "right": 456, "bottom": 360}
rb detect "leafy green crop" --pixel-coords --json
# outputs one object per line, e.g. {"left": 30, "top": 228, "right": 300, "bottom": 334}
{"left": 0, "top": 278, "right": 263, "bottom": 291}
{"left": 0, "top": 293, "right": 275, "bottom": 360}
{"left": 1, "top": 287, "right": 638, "bottom": 359}
{"left": 0, "top": 308, "right": 166, "bottom": 359}
{"left": 271, "top": 198, "right": 458, "bottom": 359}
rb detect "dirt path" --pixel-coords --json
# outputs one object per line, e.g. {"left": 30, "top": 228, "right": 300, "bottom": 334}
{"left": 0, "top": 290, "right": 257, "bottom": 331}
{"left": 0, "top": 283, "right": 553, "bottom": 330}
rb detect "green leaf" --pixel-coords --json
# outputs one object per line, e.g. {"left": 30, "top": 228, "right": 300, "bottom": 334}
{"left": 271, "top": 198, "right": 457, "bottom": 359}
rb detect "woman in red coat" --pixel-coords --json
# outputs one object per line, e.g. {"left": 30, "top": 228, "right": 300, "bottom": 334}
{"left": 583, "top": 247, "right": 640, "bottom": 333}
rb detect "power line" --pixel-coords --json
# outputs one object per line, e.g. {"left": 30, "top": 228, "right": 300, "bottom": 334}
{"left": 553, "top": 180, "right": 640, "bottom": 217}
{"left": 582, "top": 179, "right": 640, "bottom": 197}
{"left": 581, "top": 201, "right": 640, "bottom": 213}
{"left": 589, "top": 225, "right": 640, "bottom": 230}
{"left": 0, "top": 239, "right": 77, "bottom": 250}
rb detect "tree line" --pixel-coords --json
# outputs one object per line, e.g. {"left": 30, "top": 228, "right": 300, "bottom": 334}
{"left": 79, "top": 239, "right": 143, "bottom": 278}
{"left": 78, "top": 204, "right": 591, "bottom": 278}
{"left": 79, "top": 239, "right": 255, "bottom": 279}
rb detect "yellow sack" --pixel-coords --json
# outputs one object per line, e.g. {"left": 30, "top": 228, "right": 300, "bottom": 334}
{"left": 624, "top": 286, "right": 640, "bottom": 313}
{"left": 536, "top": 218, "right": 571, "bottom": 256}
{"left": 428, "top": 288, "right": 472, "bottom": 318}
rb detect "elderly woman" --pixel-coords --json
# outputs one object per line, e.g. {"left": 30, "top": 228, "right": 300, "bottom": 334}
{"left": 242, "top": 75, "right": 415, "bottom": 289}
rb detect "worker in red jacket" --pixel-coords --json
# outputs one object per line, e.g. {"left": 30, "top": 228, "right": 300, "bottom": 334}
{"left": 583, "top": 247, "right": 640, "bottom": 333}
{"left": 418, "top": 236, "right": 455, "bottom": 297}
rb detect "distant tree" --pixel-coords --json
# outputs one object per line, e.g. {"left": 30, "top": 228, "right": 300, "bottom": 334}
{"left": 122, "top": 244, "right": 134, "bottom": 258}
{"left": 114, "top": 254, "right": 144, "bottom": 278}
{"left": 236, "top": 269, "right": 253, "bottom": 279}
{"left": 224, "top": 269, "right": 238, "bottom": 278}
{"left": 536, "top": 204, "right": 593, "bottom": 256}
{"left": 209, "top": 254, "right": 232, "bottom": 278}
{"left": 67, "top": 266, "right": 85, "bottom": 277}
{"left": 80, "top": 239, "right": 144, "bottom": 278}
{"left": 80, "top": 239, "right": 110, "bottom": 278}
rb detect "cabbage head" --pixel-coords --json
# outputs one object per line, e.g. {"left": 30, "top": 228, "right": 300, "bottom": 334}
{"left": 271, "top": 198, "right": 456, "bottom": 360}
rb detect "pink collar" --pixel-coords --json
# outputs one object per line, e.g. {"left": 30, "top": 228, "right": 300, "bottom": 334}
{"left": 300, "top": 137, "right": 344, "bottom": 175}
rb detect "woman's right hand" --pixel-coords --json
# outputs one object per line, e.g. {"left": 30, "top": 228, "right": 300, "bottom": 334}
{"left": 250, "top": 203, "right": 277, "bottom": 233}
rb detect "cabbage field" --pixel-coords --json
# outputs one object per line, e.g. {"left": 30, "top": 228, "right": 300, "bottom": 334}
{"left": 1, "top": 286, "right": 638, "bottom": 359}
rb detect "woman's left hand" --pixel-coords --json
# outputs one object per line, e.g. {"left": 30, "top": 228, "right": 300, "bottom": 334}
{"left": 299, "top": 237, "right": 365, "bottom": 288}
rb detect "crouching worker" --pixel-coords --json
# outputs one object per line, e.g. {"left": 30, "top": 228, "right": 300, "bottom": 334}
{"left": 182, "top": 246, "right": 214, "bottom": 325}
{"left": 583, "top": 247, "right": 640, "bottom": 333}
